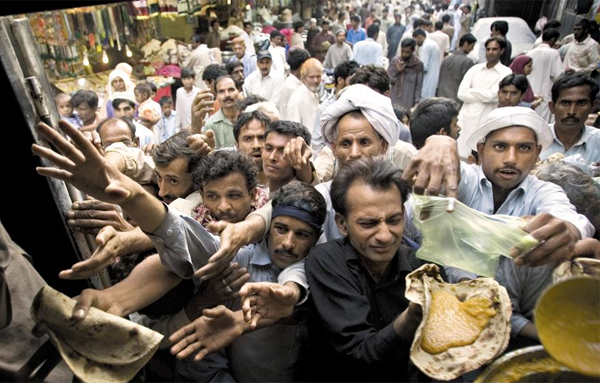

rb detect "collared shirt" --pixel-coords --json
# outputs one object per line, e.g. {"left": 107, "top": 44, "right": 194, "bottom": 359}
{"left": 277, "top": 74, "right": 302, "bottom": 119}
{"left": 157, "top": 111, "right": 178, "bottom": 143}
{"left": 352, "top": 37, "right": 383, "bottom": 66}
{"left": 175, "top": 86, "right": 200, "bottom": 131}
{"left": 323, "top": 42, "right": 353, "bottom": 69}
{"left": 436, "top": 49, "right": 475, "bottom": 104}
{"left": 305, "top": 237, "right": 419, "bottom": 382}
{"left": 346, "top": 27, "right": 367, "bottom": 45}
{"left": 541, "top": 124, "right": 600, "bottom": 173}
{"left": 456, "top": 62, "right": 513, "bottom": 158}
{"left": 417, "top": 37, "right": 442, "bottom": 99}
{"left": 243, "top": 68, "right": 285, "bottom": 106}
{"left": 286, "top": 83, "right": 320, "bottom": 132}
{"left": 526, "top": 44, "right": 564, "bottom": 123}
{"left": 202, "top": 109, "right": 235, "bottom": 148}
{"left": 229, "top": 51, "right": 257, "bottom": 77}
{"left": 564, "top": 35, "right": 600, "bottom": 76}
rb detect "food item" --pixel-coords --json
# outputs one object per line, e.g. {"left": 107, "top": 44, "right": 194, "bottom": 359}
{"left": 31, "top": 286, "right": 163, "bottom": 383}
{"left": 536, "top": 277, "right": 600, "bottom": 377}
{"left": 553, "top": 257, "right": 600, "bottom": 284}
{"left": 406, "top": 264, "right": 511, "bottom": 381}
{"left": 421, "top": 291, "right": 497, "bottom": 354}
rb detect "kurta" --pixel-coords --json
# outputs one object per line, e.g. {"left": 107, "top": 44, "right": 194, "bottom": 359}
{"left": 187, "top": 44, "right": 214, "bottom": 90}
{"left": 243, "top": 69, "right": 285, "bottom": 106}
{"left": 456, "top": 62, "right": 512, "bottom": 158}
{"left": 526, "top": 43, "right": 563, "bottom": 123}
{"left": 429, "top": 30, "right": 450, "bottom": 61}
{"left": 311, "top": 31, "right": 336, "bottom": 62}
{"left": 286, "top": 83, "right": 320, "bottom": 133}
{"left": 436, "top": 49, "right": 475, "bottom": 104}
{"left": 386, "top": 23, "right": 406, "bottom": 60}
{"left": 277, "top": 74, "right": 302, "bottom": 119}
{"left": 417, "top": 38, "right": 442, "bottom": 99}
{"left": 353, "top": 38, "right": 383, "bottom": 66}
{"left": 563, "top": 35, "right": 600, "bottom": 76}
{"left": 388, "top": 54, "right": 424, "bottom": 109}
{"left": 290, "top": 32, "right": 305, "bottom": 49}
{"left": 323, "top": 42, "right": 354, "bottom": 69}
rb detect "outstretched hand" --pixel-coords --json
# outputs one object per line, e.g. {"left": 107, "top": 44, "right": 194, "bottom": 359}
{"left": 240, "top": 282, "right": 300, "bottom": 329}
{"left": 67, "top": 199, "right": 134, "bottom": 235}
{"left": 169, "top": 306, "right": 244, "bottom": 362}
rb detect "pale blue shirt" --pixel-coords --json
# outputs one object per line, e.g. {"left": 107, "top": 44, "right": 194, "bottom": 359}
{"left": 158, "top": 111, "right": 178, "bottom": 143}
{"left": 540, "top": 124, "right": 600, "bottom": 174}
{"left": 229, "top": 51, "right": 257, "bottom": 77}
{"left": 352, "top": 38, "right": 383, "bottom": 66}
{"left": 417, "top": 38, "right": 442, "bottom": 99}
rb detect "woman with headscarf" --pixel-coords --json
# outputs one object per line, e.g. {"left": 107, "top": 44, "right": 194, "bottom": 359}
{"left": 510, "top": 55, "right": 542, "bottom": 109}
{"left": 105, "top": 66, "right": 136, "bottom": 118}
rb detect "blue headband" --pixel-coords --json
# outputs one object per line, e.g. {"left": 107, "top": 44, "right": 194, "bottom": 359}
{"left": 271, "top": 205, "right": 322, "bottom": 231}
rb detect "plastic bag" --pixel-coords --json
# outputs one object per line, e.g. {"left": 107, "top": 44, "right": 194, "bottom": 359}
{"left": 412, "top": 194, "right": 539, "bottom": 277}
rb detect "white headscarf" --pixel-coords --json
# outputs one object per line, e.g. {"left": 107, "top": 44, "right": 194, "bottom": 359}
{"left": 107, "top": 69, "right": 135, "bottom": 101}
{"left": 320, "top": 84, "right": 402, "bottom": 149}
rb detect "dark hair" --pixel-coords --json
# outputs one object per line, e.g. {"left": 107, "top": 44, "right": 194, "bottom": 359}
{"left": 576, "top": 19, "right": 591, "bottom": 33}
{"left": 485, "top": 36, "right": 507, "bottom": 50}
{"left": 351, "top": 15, "right": 361, "bottom": 23}
{"left": 322, "top": 19, "right": 330, "bottom": 26}
{"left": 435, "top": 20, "right": 444, "bottom": 30}
{"left": 334, "top": 60, "right": 360, "bottom": 84}
{"left": 459, "top": 33, "right": 477, "bottom": 46}
{"left": 287, "top": 48, "right": 311, "bottom": 70}
{"left": 192, "top": 150, "right": 258, "bottom": 192}
{"left": 410, "top": 97, "right": 459, "bottom": 149}
{"left": 349, "top": 65, "right": 390, "bottom": 94}
{"left": 367, "top": 23, "right": 380, "bottom": 38}
{"left": 331, "top": 157, "right": 409, "bottom": 217}
{"left": 237, "top": 95, "right": 267, "bottom": 112}
{"left": 214, "top": 75, "right": 237, "bottom": 90}
{"left": 265, "top": 120, "right": 311, "bottom": 146}
{"left": 412, "top": 28, "right": 427, "bottom": 38}
{"left": 461, "top": 4, "right": 471, "bottom": 12}
{"left": 499, "top": 74, "right": 528, "bottom": 94}
{"left": 441, "top": 14, "right": 451, "bottom": 23}
{"left": 338, "top": 11, "right": 346, "bottom": 19}
{"left": 491, "top": 20, "right": 509, "bottom": 36}
{"left": 543, "top": 20, "right": 561, "bottom": 32}
{"left": 270, "top": 30, "right": 284, "bottom": 40}
{"left": 96, "top": 117, "right": 136, "bottom": 139}
{"left": 71, "top": 90, "right": 98, "bottom": 109}
{"left": 293, "top": 20, "right": 305, "bottom": 32}
{"left": 210, "top": 19, "right": 219, "bottom": 27}
{"left": 159, "top": 96, "right": 173, "bottom": 106}
{"left": 181, "top": 67, "right": 196, "bottom": 79}
{"left": 146, "top": 81, "right": 157, "bottom": 93}
{"left": 226, "top": 60, "right": 244, "bottom": 74}
{"left": 153, "top": 130, "right": 202, "bottom": 173}
{"left": 271, "top": 180, "right": 326, "bottom": 231}
{"left": 551, "top": 72, "right": 600, "bottom": 103}
{"left": 243, "top": 21, "right": 253, "bottom": 29}
{"left": 542, "top": 28, "right": 560, "bottom": 42}
{"left": 422, "top": 20, "right": 433, "bottom": 28}
{"left": 202, "top": 64, "right": 228, "bottom": 82}
{"left": 401, "top": 38, "right": 417, "bottom": 50}
{"left": 134, "top": 83, "right": 152, "bottom": 97}
{"left": 112, "top": 97, "right": 135, "bottom": 110}
{"left": 234, "top": 110, "right": 271, "bottom": 142}
{"left": 191, "top": 34, "right": 203, "bottom": 44}
{"left": 393, "top": 105, "right": 410, "bottom": 125}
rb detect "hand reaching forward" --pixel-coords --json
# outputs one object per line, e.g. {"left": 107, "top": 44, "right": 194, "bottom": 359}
{"left": 240, "top": 282, "right": 301, "bottom": 329}
{"left": 169, "top": 306, "right": 245, "bottom": 362}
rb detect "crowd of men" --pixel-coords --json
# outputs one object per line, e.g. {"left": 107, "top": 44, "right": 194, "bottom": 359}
{"left": 3, "top": 0, "right": 600, "bottom": 381}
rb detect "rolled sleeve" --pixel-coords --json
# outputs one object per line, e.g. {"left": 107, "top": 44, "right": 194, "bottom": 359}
{"left": 278, "top": 260, "right": 309, "bottom": 305}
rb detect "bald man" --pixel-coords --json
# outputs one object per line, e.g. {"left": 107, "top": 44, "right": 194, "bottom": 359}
{"left": 286, "top": 58, "right": 323, "bottom": 133}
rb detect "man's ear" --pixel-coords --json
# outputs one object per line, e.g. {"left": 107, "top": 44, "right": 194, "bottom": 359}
{"left": 438, "top": 128, "right": 448, "bottom": 136}
{"left": 549, "top": 101, "right": 555, "bottom": 114}
{"left": 476, "top": 142, "right": 485, "bottom": 160}
{"left": 134, "top": 137, "right": 140, "bottom": 148}
{"left": 334, "top": 212, "right": 348, "bottom": 236}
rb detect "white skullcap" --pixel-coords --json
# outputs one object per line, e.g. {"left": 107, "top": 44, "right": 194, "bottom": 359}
{"left": 466, "top": 106, "right": 553, "bottom": 150}
{"left": 320, "top": 84, "right": 401, "bottom": 148}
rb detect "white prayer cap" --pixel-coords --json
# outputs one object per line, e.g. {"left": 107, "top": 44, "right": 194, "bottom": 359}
{"left": 467, "top": 106, "right": 553, "bottom": 151}
{"left": 320, "top": 84, "right": 401, "bottom": 148}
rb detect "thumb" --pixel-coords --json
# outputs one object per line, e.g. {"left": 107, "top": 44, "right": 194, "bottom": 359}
{"left": 206, "top": 220, "right": 228, "bottom": 235}
{"left": 105, "top": 183, "right": 131, "bottom": 201}
{"left": 205, "top": 130, "right": 214, "bottom": 138}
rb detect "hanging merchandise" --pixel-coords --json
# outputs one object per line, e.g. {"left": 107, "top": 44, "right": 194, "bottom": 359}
{"left": 108, "top": 7, "right": 120, "bottom": 51}
{"left": 133, "top": 1, "right": 151, "bottom": 19}
{"left": 148, "top": 0, "right": 161, "bottom": 17}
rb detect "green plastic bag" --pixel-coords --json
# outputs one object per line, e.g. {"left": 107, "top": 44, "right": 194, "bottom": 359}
{"left": 412, "top": 194, "right": 539, "bottom": 277}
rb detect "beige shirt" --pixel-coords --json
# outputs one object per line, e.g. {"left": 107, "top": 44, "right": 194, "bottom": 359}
{"left": 105, "top": 142, "right": 155, "bottom": 184}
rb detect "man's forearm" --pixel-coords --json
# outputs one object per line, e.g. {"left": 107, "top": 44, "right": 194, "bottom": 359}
{"left": 119, "top": 182, "right": 167, "bottom": 233}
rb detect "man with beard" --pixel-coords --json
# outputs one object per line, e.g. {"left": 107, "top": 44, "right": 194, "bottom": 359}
{"left": 311, "top": 20, "right": 336, "bottom": 62}
{"left": 541, "top": 73, "right": 600, "bottom": 173}
{"left": 563, "top": 19, "right": 600, "bottom": 76}
{"left": 286, "top": 58, "right": 323, "bottom": 131}
{"left": 203, "top": 76, "right": 241, "bottom": 148}
{"left": 229, "top": 36, "right": 256, "bottom": 77}
{"left": 324, "top": 29, "right": 354, "bottom": 70}
{"left": 225, "top": 61, "right": 245, "bottom": 91}
{"left": 234, "top": 110, "right": 271, "bottom": 188}
{"left": 389, "top": 38, "right": 423, "bottom": 109}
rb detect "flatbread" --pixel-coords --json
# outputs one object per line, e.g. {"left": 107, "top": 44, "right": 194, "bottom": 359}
{"left": 31, "top": 286, "right": 163, "bottom": 383}
{"left": 406, "top": 264, "right": 512, "bottom": 381}
{"left": 553, "top": 257, "right": 600, "bottom": 284}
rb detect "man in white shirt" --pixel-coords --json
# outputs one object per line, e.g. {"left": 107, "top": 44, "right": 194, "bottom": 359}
{"left": 243, "top": 50, "right": 285, "bottom": 106}
{"left": 287, "top": 58, "right": 323, "bottom": 133}
{"left": 563, "top": 19, "right": 600, "bottom": 76}
{"left": 187, "top": 35, "right": 215, "bottom": 90}
{"left": 175, "top": 67, "right": 201, "bottom": 131}
{"left": 324, "top": 29, "right": 354, "bottom": 70}
{"left": 526, "top": 28, "right": 564, "bottom": 123}
{"left": 413, "top": 28, "right": 442, "bottom": 99}
{"left": 456, "top": 36, "right": 512, "bottom": 158}
{"left": 429, "top": 21, "right": 450, "bottom": 61}
{"left": 353, "top": 24, "right": 383, "bottom": 66}
{"left": 268, "top": 30, "right": 287, "bottom": 76}
{"left": 277, "top": 49, "right": 311, "bottom": 119}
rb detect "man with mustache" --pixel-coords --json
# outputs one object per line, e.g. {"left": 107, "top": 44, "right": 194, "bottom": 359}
{"left": 286, "top": 58, "right": 323, "bottom": 132}
{"left": 234, "top": 110, "right": 271, "bottom": 188}
{"left": 540, "top": 72, "right": 600, "bottom": 174}
{"left": 203, "top": 75, "right": 241, "bottom": 148}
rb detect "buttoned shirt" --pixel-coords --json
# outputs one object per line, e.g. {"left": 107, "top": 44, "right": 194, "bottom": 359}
{"left": 229, "top": 51, "right": 257, "bottom": 77}
{"left": 540, "top": 124, "right": 600, "bottom": 174}
{"left": 323, "top": 42, "right": 353, "bottom": 69}
{"left": 243, "top": 69, "right": 285, "bottom": 106}
{"left": 563, "top": 35, "right": 600, "bottom": 76}
{"left": 175, "top": 86, "right": 201, "bottom": 131}
{"left": 157, "top": 111, "right": 178, "bottom": 143}
{"left": 346, "top": 27, "right": 367, "bottom": 45}
{"left": 353, "top": 37, "right": 383, "bottom": 66}
{"left": 287, "top": 83, "right": 320, "bottom": 132}
{"left": 277, "top": 74, "right": 302, "bottom": 119}
{"left": 202, "top": 109, "right": 235, "bottom": 148}
{"left": 456, "top": 62, "right": 513, "bottom": 158}
{"left": 526, "top": 43, "right": 564, "bottom": 123}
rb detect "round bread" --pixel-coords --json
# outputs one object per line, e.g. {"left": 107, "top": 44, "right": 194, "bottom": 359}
{"left": 406, "top": 264, "right": 512, "bottom": 381}
{"left": 553, "top": 257, "right": 600, "bottom": 284}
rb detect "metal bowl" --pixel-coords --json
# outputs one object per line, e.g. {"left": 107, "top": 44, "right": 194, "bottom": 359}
{"left": 475, "top": 346, "right": 598, "bottom": 383}
{"left": 221, "top": 50, "right": 235, "bottom": 63}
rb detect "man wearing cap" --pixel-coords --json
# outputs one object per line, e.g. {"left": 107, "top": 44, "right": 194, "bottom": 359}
{"left": 540, "top": 72, "right": 600, "bottom": 174}
{"left": 243, "top": 50, "right": 284, "bottom": 107}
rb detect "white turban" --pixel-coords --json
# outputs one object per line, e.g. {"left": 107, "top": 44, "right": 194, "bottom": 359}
{"left": 320, "top": 84, "right": 402, "bottom": 149}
